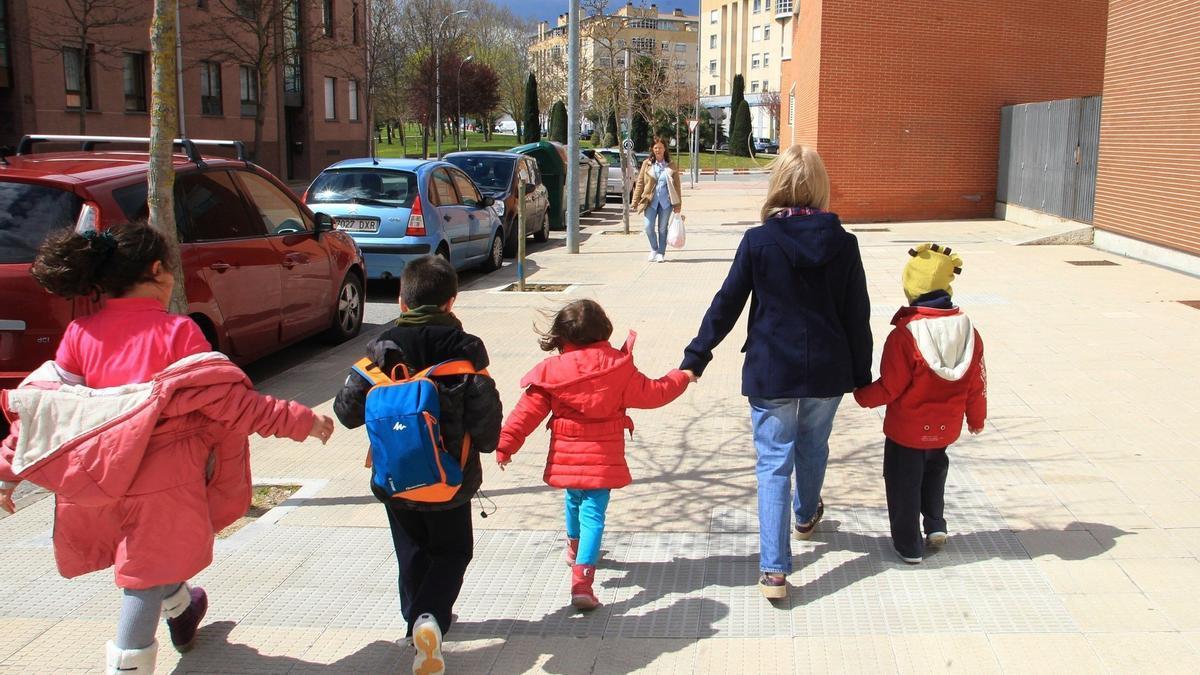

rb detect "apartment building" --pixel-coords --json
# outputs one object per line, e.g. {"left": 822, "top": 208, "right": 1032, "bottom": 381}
{"left": 530, "top": 3, "right": 699, "bottom": 124}
{"left": 0, "top": 0, "right": 366, "bottom": 183}
{"left": 700, "top": 0, "right": 795, "bottom": 140}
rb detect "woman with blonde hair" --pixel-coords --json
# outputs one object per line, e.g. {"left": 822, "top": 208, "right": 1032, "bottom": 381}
{"left": 680, "top": 145, "right": 873, "bottom": 600}
{"left": 632, "top": 136, "right": 683, "bottom": 262}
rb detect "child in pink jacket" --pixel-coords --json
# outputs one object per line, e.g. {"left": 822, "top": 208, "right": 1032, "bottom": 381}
{"left": 0, "top": 222, "right": 333, "bottom": 675}
{"left": 497, "top": 299, "right": 693, "bottom": 611}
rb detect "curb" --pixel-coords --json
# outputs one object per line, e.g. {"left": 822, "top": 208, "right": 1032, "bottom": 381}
{"left": 696, "top": 168, "right": 773, "bottom": 176}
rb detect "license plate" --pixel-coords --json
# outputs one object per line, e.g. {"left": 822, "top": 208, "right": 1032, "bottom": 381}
{"left": 336, "top": 218, "right": 379, "bottom": 233}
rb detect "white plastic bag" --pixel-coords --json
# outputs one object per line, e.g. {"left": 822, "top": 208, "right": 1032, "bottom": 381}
{"left": 667, "top": 213, "right": 686, "bottom": 249}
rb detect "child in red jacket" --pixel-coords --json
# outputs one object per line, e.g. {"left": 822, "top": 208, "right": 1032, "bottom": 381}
{"left": 854, "top": 244, "right": 987, "bottom": 564}
{"left": 497, "top": 299, "right": 693, "bottom": 610}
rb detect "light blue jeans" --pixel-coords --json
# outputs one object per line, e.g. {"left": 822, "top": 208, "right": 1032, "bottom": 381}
{"left": 644, "top": 201, "right": 672, "bottom": 255}
{"left": 750, "top": 396, "right": 842, "bottom": 574}
{"left": 564, "top": 488, "right": 611, "bottom": 566}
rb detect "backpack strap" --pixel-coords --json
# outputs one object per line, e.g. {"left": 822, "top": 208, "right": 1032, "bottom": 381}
{"left": 416, "top": 359, "right": 485, "bottom": 379}
{"left": 352, "top": 358, "right": 392, "bottom": 386}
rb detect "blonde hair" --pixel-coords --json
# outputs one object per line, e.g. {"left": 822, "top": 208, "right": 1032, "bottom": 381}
{"left": 760, "top": 145, "right": 831, "bottom": 221}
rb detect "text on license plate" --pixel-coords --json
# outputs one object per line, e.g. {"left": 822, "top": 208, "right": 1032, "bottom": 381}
{"left": 336, "top": 218, "right": 379, "bottom": 233}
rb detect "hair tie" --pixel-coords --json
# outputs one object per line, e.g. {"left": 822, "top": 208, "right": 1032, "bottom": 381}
{"left": 82, "top": 230, "right": 118, "bottom": 266}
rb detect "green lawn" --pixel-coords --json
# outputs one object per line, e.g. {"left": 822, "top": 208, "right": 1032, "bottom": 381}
{"left": 678, "top": 152, "right": 774, "bottom": 170}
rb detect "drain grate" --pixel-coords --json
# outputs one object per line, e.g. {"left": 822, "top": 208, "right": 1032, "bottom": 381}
{"left": 1179, "top": 300, "right": 1200, "bottom": 310}
{"left": 852, "top": 227, "right": 891, "bottom": 233}
{"left": 1066, "top": 260, "right": 1119, "bottom": 266}
{"left": 499, "top": 282, "right": 571, "bottom": 293}
{"left": 601, "top": 229, "right": 640, "bottom": 235}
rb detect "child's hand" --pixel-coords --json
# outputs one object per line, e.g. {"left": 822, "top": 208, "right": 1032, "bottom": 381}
{"left": 0, "top": 487, "right": 15, "bottom": 515}
{"left": 496, "top": 452, "right": 512, "bottom": 470}
{"left": 968, "top": 425, "right": 984, "bottom": 435}
{"left": 681, "top": 369, "right": 699, "bottom": 383}
{"left": 309, "top": 415, "right": 334, "bottom": 444}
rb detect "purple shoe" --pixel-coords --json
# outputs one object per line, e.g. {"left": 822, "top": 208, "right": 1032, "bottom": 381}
{"left": 166, "top": 586, "right": 208, "bottom": 652}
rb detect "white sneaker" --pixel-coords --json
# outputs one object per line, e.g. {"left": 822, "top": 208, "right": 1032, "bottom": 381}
{"left": 926, "top": 531, "right": 948, "bottom": 548}
{"left": 648, "top": 252, "right": 657, "bottom": 261}
{"left": 412, "top": 614, "right": 444, "bottom": 675}
{"left": 894, "top": 548, "right": 922, "bottom": 564}
{"left": 654, "top": 253, "right": 665, "bottom": 263}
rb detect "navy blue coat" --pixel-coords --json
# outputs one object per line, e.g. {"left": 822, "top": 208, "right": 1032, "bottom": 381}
{"left": 681, "top": 212, "right": 873, "bottom": 399}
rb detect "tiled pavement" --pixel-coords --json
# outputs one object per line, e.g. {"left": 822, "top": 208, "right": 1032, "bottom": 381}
{"left": 4, "top": 177, "right": 1200, "bottom": 673}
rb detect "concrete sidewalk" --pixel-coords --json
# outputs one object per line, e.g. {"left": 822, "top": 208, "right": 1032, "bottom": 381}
{"left": 3, "top": 178, "right": 1200, "bottom": 673}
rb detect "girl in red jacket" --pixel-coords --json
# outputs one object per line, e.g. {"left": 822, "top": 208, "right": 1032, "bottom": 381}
{"left": 0, "top": 223, "right": 332, "bottom": 674}
{"left": 854, "top": 244, "right": 987, "bottom": 564}
{"left": 496, "top": 299, "right": 693, "bottom": 610}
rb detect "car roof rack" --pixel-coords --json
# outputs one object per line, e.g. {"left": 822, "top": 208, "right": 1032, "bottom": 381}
{"left": 16, "top": 135, "right": 248, "bottom": 165}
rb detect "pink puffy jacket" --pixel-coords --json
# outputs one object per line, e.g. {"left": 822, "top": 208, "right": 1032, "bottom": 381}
{"left": 0, "top": 353, "right": 314, "bottom": 589}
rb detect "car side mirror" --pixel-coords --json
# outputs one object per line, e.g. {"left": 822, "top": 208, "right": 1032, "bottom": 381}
{"left": 480, "top": 195, "right": 495, "bottom": 207}
{"left": 314, "top": 212, "right": 335, "bottom": 234}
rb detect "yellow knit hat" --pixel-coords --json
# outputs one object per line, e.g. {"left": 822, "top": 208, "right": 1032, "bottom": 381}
{"left": 902, "top": 243, "right": 963, "bottom": 303}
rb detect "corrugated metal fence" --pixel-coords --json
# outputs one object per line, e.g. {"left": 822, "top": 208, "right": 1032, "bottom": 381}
{"left": 997, "top": 96, "right": 1102, "bottom": 223}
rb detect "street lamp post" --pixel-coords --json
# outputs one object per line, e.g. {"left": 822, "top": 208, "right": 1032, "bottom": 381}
{"left": 457, "top": 55, "right": 474, "bottom": 152}
{"left": 436, "top": 9, "right": 468, "bottom": 159}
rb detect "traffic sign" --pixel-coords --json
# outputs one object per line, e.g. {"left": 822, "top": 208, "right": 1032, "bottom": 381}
{"left": 707, "top": 107, "right": 726, "bottom": 122}
{"left": 687, "top": 119, "right": 699, "bottom": 132}
{"left": 622, "top": 138, "right": 634, "bottom": 151}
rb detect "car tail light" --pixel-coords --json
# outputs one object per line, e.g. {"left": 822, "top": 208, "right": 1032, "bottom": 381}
{"left": 406, "top": 197, "right": 426, "bottom": 236}
{"left": 75, "top": 201, "right": 100, "bottom": 233}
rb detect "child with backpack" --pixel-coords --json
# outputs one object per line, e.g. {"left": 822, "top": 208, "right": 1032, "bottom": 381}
{"left": 333, "top": 255, "right": 501, "bottom": 675}
{"left": 496, "top": 299, "right": 694, "bottom": 610}
{"left": 0, "top": 222, "right": 333, "bottom": 675}
{"left": 854, "top": 243, "right": 987, "bottom": 564}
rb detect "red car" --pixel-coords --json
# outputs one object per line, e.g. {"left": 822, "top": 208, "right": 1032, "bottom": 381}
{"left": 0, "top": 135, "right": 366, "bottom": 393}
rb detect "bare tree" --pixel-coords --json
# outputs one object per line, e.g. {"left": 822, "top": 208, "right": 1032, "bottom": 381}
{"left": 464, "top": 0, "right": 528, "bottom": 140}
{"left": 363, "top": 0, "right": 406, "bottom": 153}
{"left": 148, "top": 0, "right": 186, "bottom": 313}
{"left": 760, "top": 88, "right": 781, "bottom": 140}
{"left": 27, "top": 0, "right": 147, "bottom": 134}
{"left": 396, "top": 0, "right": 470, "bottom": 157}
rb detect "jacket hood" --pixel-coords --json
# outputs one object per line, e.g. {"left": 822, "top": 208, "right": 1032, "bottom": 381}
{"left": 370, "top": 324, "right": 490, "bottom": 375}
{"left": 3, "top": 352, "right": 248, "bottom": 502}
{"left": 760, "top": 212, "right": 850, "bottom": 268}
{"left": 892, "top": 306, "right": 975, "bottom": 382}
{"left": 520, "top": 332, "right": 638, "bottom": 416}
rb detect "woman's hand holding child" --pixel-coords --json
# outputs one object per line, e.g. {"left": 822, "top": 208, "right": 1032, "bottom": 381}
{"left": 309, "top": 414, "right": 335, "bottom": 444}
{"left": 0, "top": 486, "right": 15, "bottom": 514}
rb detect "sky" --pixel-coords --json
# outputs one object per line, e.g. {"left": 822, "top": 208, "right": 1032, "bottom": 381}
{"left": 494, "top": 0, "right": 700, "bottom": 22}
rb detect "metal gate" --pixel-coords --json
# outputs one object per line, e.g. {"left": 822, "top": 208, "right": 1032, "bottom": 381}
{"left": 997, "top": 96, "right": 1101, "bottom": 223}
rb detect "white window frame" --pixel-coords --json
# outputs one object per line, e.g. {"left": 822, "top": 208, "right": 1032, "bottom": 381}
{"left": 752, "top": 26, "right": 761, "bottom": 42}
{"left": 751, "top": 81, "right": 760, "bottom": 93}
{"left": 324, "top": 76, "right": 336, "bottom": 120}
{"left": 709, "top": 35, "right": 717, "bottom": 49}
{"left": 708, "top": 60, "right": 717, "bottom": 75}
{"left": 710, "top": 9, "right": 718, "bottom": 23}
{"left": 348, "top": 79, "right": 359, "bottom": 121}
{"left": 764, "top": 24, "right": 771, "bottom": 40}
{"left": 751, "top": 54, "right": 761, "bottom": 69}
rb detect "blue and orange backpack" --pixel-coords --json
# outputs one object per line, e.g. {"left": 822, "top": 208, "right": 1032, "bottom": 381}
{"left": 352, "top": 358, "right": 484, "bottom": 503}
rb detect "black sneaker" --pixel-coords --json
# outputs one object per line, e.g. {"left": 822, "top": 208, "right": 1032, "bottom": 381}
{"left": 792, "top": 499, "right": 824, "bottom": 541}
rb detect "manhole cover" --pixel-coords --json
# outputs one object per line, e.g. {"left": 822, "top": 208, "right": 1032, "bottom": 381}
{"left": 852, "top": 227, "right": 891, "bottom": 232}
{"left": 500, "top": 283, "right": 572, "bottom": 293}
{"left": 1066, "top": 260, "right": 1119, "bottom": 266}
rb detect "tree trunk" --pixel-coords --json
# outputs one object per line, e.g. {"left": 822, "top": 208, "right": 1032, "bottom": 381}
{"left": 252, "top": 68, "right": 269, "bottom": 164}
{"left": 149, "top": 0, "right": 186, "bottom": 314}
{"left": 386, "top": 122, "right": 393, "bottom": 145}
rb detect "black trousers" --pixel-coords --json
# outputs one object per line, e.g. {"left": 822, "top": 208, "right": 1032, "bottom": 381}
{"left": 883, "top": 438, "right": 949, "bottom": 559}
{"left": 383, "top": 500, "right": 474, "bottom": 637}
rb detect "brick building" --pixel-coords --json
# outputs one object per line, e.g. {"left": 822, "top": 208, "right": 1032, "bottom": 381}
{"left": 1092, "top": 0, "right": 1200, "bottom": 272}
{"left": 0, "top": 0, "right": 367, "bottom": 183}
{"left": 778, "top": 0, "right": 1108, "bottom": 222}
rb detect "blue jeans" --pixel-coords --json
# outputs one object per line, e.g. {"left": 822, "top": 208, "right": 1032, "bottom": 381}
{"left": 750, "top": 396, "right": 842, "bottom": 574}
{"left": 644, "top": 201, "right": 672, "bottom": 255}
{"left": 564, "top": 488, "right": 611, "bottom": 566}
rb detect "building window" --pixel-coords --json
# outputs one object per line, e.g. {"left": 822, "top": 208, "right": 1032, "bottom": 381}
{"left": 283, "top": 0, "right": 302, "bottom": 94}
{"left": 778, "top": 0, "right": 793, "bottom": 14}
{"left": 751, "top": 54, "right": 761, "bottom": 69}
{"left": 322, "top": 0, "right": 334, "bottom": 37}
{"left": 752, "top": 26, "right": 761, "bottom": 42}
{"left": 708, "top": 84, "right": 716, "bottom": 95}
{"left": 763, "top": 53, "right": 770, "bottom": 68}
{"left": 763, "top": 80, "right": 771, "bottom": 91}
{"left": 239, "top": 65, "right": 258, "bottom": 116}
{"left": 710, "top": 9, "right": 717, "bottom": 23}
{"left": 632, "top": 37, "right": 654, "bottom": 52}
{"left": 751, "top": 81, "right": 760, "bottom": 93}
{"left": 765, "top": 0, "right": 772, "bottom": 10}
{"left": 675, "top": 61, "right": 686, "bottom": 70}
{"left": 617, "top": 39, "right": 626, "bottom": 48}
{"left": 675, "top": 43, "right": 686, "bottom": 52}
{"left": 753, "top": 0, "right": 762, "bottom": 13}
{"left": 63, "top": 47, "right": 94, "bottom": 109}
{"left": 708, "top": 60, "right": 717, "bottom": 75}
{"left": 200, "top": 61, "right": 222, "bottom": 115}
{"left": 0, "top": 1, "right": 10, "bottom": 88}
{"left": 324, "top": 77, "right": 336, "bottom": 119}
{"left": 709, "top": 35, "right": 716, "bottom": 49}
{"left": 352, "top": 2, "right": 360, "bottom": 44}
{"left": 598, "top": 56, "right": 612, "bottom": 67}
{"left": 764, "top": 24, "right": 771, "bottom": 40}
{"left": 123, "top": 52, "right": 147, "bottom": 112}
{"left": 661, "top": 41, "right": 669, "bottom": 52}
{"left": 348, "top": 79, "right": 359, "bottom": 121}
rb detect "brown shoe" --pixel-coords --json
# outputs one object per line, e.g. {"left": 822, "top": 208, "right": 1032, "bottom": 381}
{"left": 758, "top": 573, "right": 787, "bottom": 599}
{"left": 792, "top": 499, "right": 825, "bottom": 541}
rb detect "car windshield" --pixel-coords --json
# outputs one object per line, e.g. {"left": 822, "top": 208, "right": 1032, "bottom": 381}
{"left": 307, "top": 169, "right": 417, "bottom": 207}
{"left": 445, "top": 156, "right": 514, "bottom": 192}
{"left": 0, "top": 182, "right": 82, "bottom": 264}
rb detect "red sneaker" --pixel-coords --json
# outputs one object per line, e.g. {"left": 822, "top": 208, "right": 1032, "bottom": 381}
{"left": 570, "top": 564, "right": 601, "bottom": 611}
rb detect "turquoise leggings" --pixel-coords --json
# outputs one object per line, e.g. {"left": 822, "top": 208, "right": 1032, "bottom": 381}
{"left": 564, "top": 488, "right": 611, "bottom": 566}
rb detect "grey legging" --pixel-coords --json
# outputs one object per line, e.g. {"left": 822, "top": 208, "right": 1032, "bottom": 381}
{"left": 116, "top": 583, "right": 184, "bottom": 649}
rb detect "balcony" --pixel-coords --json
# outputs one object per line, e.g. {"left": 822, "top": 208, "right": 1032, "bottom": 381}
{"left": 776, "top": 0, "right": 795, "bottom": 19}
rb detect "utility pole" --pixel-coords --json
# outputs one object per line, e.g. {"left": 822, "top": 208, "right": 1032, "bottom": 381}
{"left": 565, "top": 0, "right": 580, "bottom": 253}
{"left": 621, "top": 47, "right": 631, "bottom": 235}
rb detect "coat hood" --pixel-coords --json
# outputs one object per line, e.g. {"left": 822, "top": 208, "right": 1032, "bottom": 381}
{"left": 369, "top": 323, "right": 491, "bottom": 375}
{"left": 520, "top": 332, "right": 638, "bottom": 417}
{"left": 892, "top": 306, "right": 976, "bottom": 382}
{"left": 760, "top": 212, "right": 851, "bottom": 268}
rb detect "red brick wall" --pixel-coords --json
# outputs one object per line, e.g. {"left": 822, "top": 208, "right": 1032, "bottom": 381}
{"left": 782, "top": 0, "right": 1107, "bottom": 222}
{"left": 1093, "top": 0, "right": 1200, "bottom": 256}
{"left": 779, "top": 0, "right": 822, "bottom": 149}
